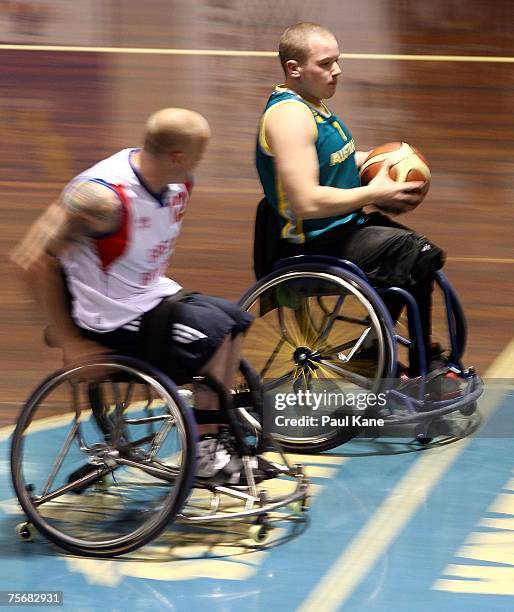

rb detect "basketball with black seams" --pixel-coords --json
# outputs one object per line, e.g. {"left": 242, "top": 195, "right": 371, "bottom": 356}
{"left": 360, "top": 142, "right": 431, "bottom": 186}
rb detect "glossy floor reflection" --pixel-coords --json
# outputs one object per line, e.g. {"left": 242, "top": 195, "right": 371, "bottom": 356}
{"left": 1, "top": 383, "right": 513, "bottom": 611}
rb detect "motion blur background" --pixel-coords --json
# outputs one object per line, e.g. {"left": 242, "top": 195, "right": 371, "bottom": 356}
{"left": 1, "top": 3, "right": 514, "bottom": 611}
{"left": 1, "top": 2, "right": 513, "bottom": 422}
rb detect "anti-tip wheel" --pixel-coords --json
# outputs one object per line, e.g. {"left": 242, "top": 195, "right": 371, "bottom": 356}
{"left": 415, "top": 429, "right": 434, "bottom": 446}
{"left": 415, "top": 433, "right": 433, "bottom": 445}
{"left": 300, "top": 496, "right": 310, "bottom": 513}
{"left": 249, "top": 523, "right": 270, "bottom": 543}
{"left": 16, "top": 522, "right": 36, "bottom": 542}
{"left": 290, "top": 496, "right": 310, "bottom": 516}
{"left": 92, "top": 474, "right": 112, "bottom": 492}
{"left": 460, "top": 402, "right": 477, "bottom": 417}
{"left": 414, "top": 422, "right": 434, "bottom": 445}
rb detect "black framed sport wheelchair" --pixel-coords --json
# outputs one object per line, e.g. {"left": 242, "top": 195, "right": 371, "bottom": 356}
{"left": 10, "top": 356, "right": 309, "bottom": 557}
{"left": 236, "top": 254, "right": 484, "bottom": 453}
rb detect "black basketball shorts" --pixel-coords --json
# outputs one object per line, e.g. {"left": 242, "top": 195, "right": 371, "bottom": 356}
{"left": 80, "top": 292, "right": 254, "bottom": 384}
{"left": 279, "top": 211, "right": 446, "bottom": 288}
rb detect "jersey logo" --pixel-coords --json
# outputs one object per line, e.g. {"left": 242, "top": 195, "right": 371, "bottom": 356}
{"left": 136, "top": 216, "right": 151, "bottom": 229}
{"left": 169, "top": 190, "right": 187, "bottom": 223}
{"left": 330, "top": 139, "right": 355, "bottom": 166}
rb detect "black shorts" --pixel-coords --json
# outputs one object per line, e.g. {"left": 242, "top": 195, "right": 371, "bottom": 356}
{"left": 279, "top": 212, "right": 445, "bottom": 287}
{"left": 80, "top": 292, "right": 254, "bottom": 384}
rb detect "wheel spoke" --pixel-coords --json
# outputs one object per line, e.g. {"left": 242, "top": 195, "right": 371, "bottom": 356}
{"left": 12, "top": 357, "right": 195, "bottom": 556}
{"left": 262, "top": 370, "right": 295, "bottom": 392}
{"left": 324, "top": 327, "right": 372, "bottom": 362}
{"left": 318, "top": 358, "right": 374, "bottom": 389}
{"left": 239, "top": 269, "right": 392, "bottom": 451}
{"left": 315, "top": 293, "right": 347, "bottom": 344}
{"left": 260, "top": 334, "right": 287, "bottom": 378}
{"left": 41, "top": 420, "right": 80, "bottom": 497}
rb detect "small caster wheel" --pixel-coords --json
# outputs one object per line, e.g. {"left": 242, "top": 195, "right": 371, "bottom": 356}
{"left": 300, "top": 496, "right": 310, "bottom": 513}
{"left": 460, "top": 402, "right": 477, "bottom": 417}
{"left": 16, "top": 522, "right": 36, "bottom": 542}
{"left": 93, "top": 474, "right": 111, "bottom": 491}
{"left": 290, "top": 501, "right": 303, "bottom": 516}
{"left": 249, "top": 523, "right": 270, "bottom": 543}
{"left": 414, "top": 422, "right": 434, "bottom": 445}
{"left": 414, "top": 423, "right": 433, "bottom": 444}
{"left": 291, "top": 496, "right": 310, "bottom": 515}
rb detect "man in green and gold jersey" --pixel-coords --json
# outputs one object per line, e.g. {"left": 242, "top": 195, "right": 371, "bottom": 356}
{"left": 255, "top": 22, "right": 445, "bottom": 376}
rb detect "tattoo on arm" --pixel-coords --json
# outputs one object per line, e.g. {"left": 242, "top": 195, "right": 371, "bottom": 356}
{"left": 62, "top": 181, "right": 122, "bottom": 237}
{"left": 11, "top": 181, "right": 122, "bottom": 271}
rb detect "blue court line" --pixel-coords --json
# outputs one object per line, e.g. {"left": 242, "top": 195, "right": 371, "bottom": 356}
{"left": 344, "top": 391, "right": 514, "bottom": 611}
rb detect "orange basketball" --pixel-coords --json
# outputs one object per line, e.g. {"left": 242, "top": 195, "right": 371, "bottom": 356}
{"left": 360, "top": 142, "right": 431, "bottom": 186}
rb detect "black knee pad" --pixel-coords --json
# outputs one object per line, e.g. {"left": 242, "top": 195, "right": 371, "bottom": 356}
{"left": 411, "top": 239, "right": 446, "bottom": 282}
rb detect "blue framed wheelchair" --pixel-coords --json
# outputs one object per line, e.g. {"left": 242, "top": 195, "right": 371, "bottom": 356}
{"left": 10, "top": 355, "right": 310, "bottom": 557}
{"left": 236, "top": 254, "right": 483, "bottom": 453}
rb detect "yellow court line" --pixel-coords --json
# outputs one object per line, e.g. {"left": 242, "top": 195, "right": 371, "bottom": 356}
{"left": 485, "top": 336, "right": 514, "bottom": 379}
{"left": 341, "top": 53, "right": 514, "bottom": 63}
{"left": 0, "top": 44, "right": 514, "bottom": 63}
{"left": 0, "top": 44, "right": 276, "bottom": 56}
{"left": 298, "top": 336, "right": 514, "bottom": 612}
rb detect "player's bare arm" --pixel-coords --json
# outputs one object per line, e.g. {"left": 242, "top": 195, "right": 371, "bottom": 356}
{"left": 10, "top": 181, "right": 122, "bottom": 363}
{"left": 61, "top": 180, "right": 123, "bottom": 241}
{"left": 265, "top": 103, "right": 426, "bottom": 218}
{"left": 11, "top": 181, "right": 122, "bottom": 270}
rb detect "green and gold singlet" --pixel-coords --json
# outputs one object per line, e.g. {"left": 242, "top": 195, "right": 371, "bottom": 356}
{"left": 256, "top": 86, "right": 367, "bottom": 243}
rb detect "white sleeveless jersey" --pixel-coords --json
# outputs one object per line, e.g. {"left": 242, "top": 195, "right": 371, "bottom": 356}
{"left": 60, "top": 148, "right": 188, "bottom": 332}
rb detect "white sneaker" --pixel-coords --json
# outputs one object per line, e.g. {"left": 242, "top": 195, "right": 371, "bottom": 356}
{"left": 196, "top": 436, "right": 234, "bottom": 478}
{"left": 196, "top": 430, "right": 279, "bottom": 485}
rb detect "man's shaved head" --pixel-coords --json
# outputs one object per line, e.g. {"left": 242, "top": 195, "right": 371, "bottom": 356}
{"left": 143, "top": 108, "right": 211, "bottom": 155}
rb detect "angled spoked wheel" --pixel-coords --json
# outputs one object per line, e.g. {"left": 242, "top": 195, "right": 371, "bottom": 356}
{"left": 238, "top": 265, "right": 396, "bottom": 452}
{"left": 11, "top": 356, "right": 197, "bottom": 557}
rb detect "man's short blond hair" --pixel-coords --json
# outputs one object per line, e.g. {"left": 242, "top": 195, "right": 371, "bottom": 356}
{"left": 143, "top": 108, "right": 210, "bottom": 155}
{"left": 278, "top": 23, "right": 336, "bottom": 73}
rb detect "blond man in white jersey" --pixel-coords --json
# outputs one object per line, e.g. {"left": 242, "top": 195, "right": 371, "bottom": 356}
{"left": 12, "top": 108, "right": 276, "bottom": 485}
